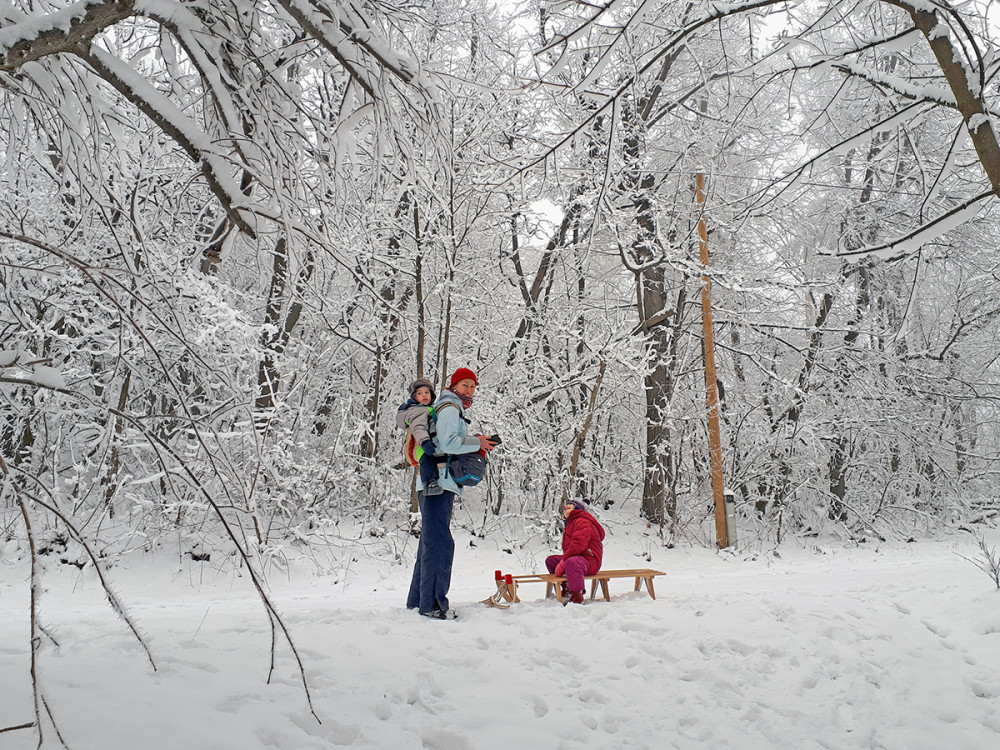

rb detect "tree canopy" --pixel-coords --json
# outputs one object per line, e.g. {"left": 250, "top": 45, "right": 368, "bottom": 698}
{"left": 3, "top": 0, "right": 1000, "bottom": 561}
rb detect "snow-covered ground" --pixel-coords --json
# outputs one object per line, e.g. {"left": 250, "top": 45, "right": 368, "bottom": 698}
{"left": 2, "top": 524, "right": 999, "bottom": 750}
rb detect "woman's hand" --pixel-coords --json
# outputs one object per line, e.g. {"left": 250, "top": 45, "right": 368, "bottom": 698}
{"left": 477, "top": 434, "right": 499, "bottom": 452}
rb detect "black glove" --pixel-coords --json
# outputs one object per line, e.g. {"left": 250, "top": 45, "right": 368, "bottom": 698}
{"left": 421, "top": 439, "right": 436, "bottom": 457}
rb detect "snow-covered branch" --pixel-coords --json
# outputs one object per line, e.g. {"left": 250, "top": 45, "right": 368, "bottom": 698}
{"left": 880, "top": 0, "right": 1000, "bottom": 197}
{"left": 1, "top": 0, "right": 439, "bottom": 244}
{"left": 274, "top": 0, "right": 431, "bottom": 105}
{"left": 82, "top": 46, "right": 259, "bottom": 238}
{"left": 825, "top": 190, "right": 996, "bottom": 261}
{"left": 831, "top": 60, "right": 958, "bottom": 108}
{"left": 0, "top": 0, "right": 135, "bottom": 70}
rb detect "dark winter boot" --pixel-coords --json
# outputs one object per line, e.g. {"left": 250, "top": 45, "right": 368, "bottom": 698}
{"left": 569, "top": 590, "right": 585, "bottom": 605}
{"left": 559, "top": 581, "right": 570, "bottom": 601}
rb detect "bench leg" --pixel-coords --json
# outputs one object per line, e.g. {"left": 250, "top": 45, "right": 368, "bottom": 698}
{"left": 633, "top": 576, "right": 657, "bottom": 599}
{"left": 589, "top": 579, "right": 599, "bottom": 601}
{"left": 548, "top": 580, "right": 566, "bottom": 603}
{"left": 600, "top": 579, "right": 611, "bottom": 602}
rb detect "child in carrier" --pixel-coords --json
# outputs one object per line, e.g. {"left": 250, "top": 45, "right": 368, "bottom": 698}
{"left": 396, "top": 378, "right": 443, "bottom": 496}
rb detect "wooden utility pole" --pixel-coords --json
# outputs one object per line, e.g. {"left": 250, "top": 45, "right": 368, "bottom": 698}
{"left": 696, "top": 172, "right": 729, "bottom": 548}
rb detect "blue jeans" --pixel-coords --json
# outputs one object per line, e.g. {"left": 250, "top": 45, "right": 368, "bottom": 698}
{"left": 406, "top": 490, "right": 455, "bottom": 613}
{"left": 418, "top": 454, "right": 440, "bottom": 486}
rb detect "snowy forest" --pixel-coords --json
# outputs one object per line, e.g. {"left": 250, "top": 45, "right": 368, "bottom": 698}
{"left": 5, "top": 2, "right": 1000, "bottom": 748}
{"left": 3, "top": 0, "right": 1000, "bottom": 564}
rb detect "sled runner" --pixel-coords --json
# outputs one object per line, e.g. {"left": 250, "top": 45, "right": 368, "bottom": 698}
{"left": 481, "top": 571, "right": 519, "bottom": 609}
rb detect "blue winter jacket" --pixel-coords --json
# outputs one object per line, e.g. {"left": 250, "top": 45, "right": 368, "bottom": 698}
{"left": 420, "top": 388, "right": 481, "bottom": 497}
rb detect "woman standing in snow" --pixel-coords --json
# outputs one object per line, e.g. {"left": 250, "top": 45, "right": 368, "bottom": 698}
{"left": 546, "top": 498, "right": 605, "bottom": 604}
{"left": 407, "top": 368, "right": 498, "bottom": 620}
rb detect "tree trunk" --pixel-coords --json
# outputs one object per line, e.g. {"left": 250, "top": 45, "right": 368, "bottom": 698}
{"left": 255, "top": 238, "right": 314, "bottom": 432}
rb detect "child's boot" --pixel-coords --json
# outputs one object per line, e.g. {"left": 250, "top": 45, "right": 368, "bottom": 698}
{"left": 569, "top": 590, "right": 585, "bottom": 605}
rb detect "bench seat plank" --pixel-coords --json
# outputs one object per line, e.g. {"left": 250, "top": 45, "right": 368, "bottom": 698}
{"left": 510, "top": 569, "right": 665, "bottom": 603}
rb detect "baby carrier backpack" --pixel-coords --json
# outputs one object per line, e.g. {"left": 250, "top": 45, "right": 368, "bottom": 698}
{"left": 402, "top": 406, "right": 434, "bottom": 467}
{"left": 406, "top": 401, "right": 487, "bottom": 486}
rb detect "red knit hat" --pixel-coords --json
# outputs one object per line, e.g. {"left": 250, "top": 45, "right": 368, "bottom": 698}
{"left": 449, "top": 367, "right": 478, "bottom": 388}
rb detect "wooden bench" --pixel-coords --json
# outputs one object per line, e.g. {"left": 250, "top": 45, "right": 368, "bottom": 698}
{"left": 483, "top": 568, "right": 665, "bottom": 607}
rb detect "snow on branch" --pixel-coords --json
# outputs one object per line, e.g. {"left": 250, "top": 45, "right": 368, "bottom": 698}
{"left": 520, "top": 0, "right": 791, "bottom": 175}
{"left": 1, "top": 0, "right": 439, "bottom": 243}
{"left": 747, "top": 101, "right": 934, "bottom": 215}
{"left": 572, "top": 0, "right": 659, "bottom": 94}
{"left": 0, "top": 0, "right": 135, "bottom": 70}
{"left": 81, "top": 46, "right": 259, "bottom": 238}
{"left": 135, "top": 1, "right": 252, "bottom": 148}
{"left": 824, "top": 190, "right": 996, "bottom": 261}
{"left": 879, "top": 0, "right": 1000, "bottom": 197}
{"left": 832, "top": 59, "right": 958, "bottom": 108}
{"left": 274, "top": 0, "right": 433, "bottom": 106}
{"left": 536, "top": 0, "right": 630, "bottom": 56}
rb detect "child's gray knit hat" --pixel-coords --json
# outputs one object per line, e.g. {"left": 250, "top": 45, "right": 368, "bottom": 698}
{"left": 408, "top": 378, "right": 436, "bottom": 401}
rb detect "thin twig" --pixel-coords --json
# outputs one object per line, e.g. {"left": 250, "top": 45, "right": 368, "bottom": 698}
{"left": 26, "top": 492, "right": 156, "bottom": 670}
{"left": 0, "top": 723, "right": 35, "bottom": 734}
{"left": 15, "top": 497, "right": 45, "bottom": 749}
{"left": 41, "top": 694, "right": 70, "bottom": 749}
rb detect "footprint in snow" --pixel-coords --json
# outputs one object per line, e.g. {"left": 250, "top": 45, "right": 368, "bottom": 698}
{"left": 891, "top": 600, "right": 912, "bottom": 615}
{"left": 540, "top": 646, "right": 587, "bottom": 672}
{"left": 287, "top": 714, "right": 362, "bottom": 746}
{"left": 578, "top": 686, "right": 611, "bottom": 705}
{"left": 387, "top": 671, "right": 447, "bottom": 715}
{"left": 529, "top": 694, "right": 548, "bottom": 717}
{"left": 420, "top": 726, "right": 473, "bottom": 750}
{"left": 970, "top": 680, "right": 999, "bottom": 699}
{"left": 725, "top": 638, "right": 753, "bottom": 657}
{"left": 922, "top": 618, "right": 951, "bottom": 639}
